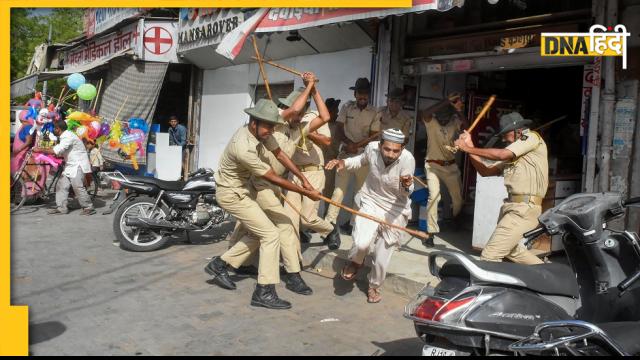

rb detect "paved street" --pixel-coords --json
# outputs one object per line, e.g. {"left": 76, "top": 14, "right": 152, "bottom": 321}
{"left": 10, "top": 196, "right": 423, "bottom": 356}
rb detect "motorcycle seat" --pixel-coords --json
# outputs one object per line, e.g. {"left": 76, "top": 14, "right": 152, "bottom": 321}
{"left": 598, "top": 322, "right": 640, "bottom": 355}
{"left": 440, "top": 258, "right": 579, "bottom": 298}
{"left": 125, "top": 176, "right": 185, "bottom": 191}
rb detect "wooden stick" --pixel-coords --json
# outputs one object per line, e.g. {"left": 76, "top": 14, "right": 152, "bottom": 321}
{"left": 280, "top": 193, "right": 311, "bottom": 223}
{"left": 534, "top": 115, "right": 567, "bottom": 131}
{"left": 251, "top": 56, "right": 319, "bottom": 83}
{"left": 317, "top": 194, "right": 429, "bottom": 239}
{"left": 113, "top": 96, "right": 129, "bottom": 122}
{"left": 56, "top": 86, "right": 66, "bottom": 108}
{"left": 467, "top": 95, "right": 497, "bottom": 133}
{"left": 92, "top": 79, "right": 103, "bottom": 112}
{"left": 251, "top": 35, "right": 272, "bottom": 100}
{"left": 446, "top": 95, "right": 497, "bottom": 153}
{"left": 413, "top": 175, "right": 428, "bottom": 189}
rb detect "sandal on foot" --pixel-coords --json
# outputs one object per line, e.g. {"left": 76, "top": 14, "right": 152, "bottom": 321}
{"left": 340, "top": 261, "right": 361, "bottom": 281}
{"left": 367, "top": 287, "right": 382, "bottom": 303}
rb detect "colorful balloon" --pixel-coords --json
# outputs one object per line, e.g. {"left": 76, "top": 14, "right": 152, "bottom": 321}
{"left": 77, "top": 83, "right": 97, "bottom": 101}
{"left": 100, "top": 123, "right": 111, "bottom": 136}
{"left": 90, "top": 121, "right": 101, "bottom": 132}
{"left": 75, "top": 125, "right": 88, "bottom": 138}
{"left": 67, "top": 73, "right": 86, "bottom": 90}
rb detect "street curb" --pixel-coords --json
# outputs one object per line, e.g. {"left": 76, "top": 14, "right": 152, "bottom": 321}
{"left": 301, "top": 238, "right": 439, "bottom": 300}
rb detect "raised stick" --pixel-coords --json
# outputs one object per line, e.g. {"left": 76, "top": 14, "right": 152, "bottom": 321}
{"left": 251, "top": 35, "right": 272, "bottom": 100}
{"left": 251, "top": 56, "right": 319, "bottom": 83}
{"left": 446, "top": 95, "right": 497, "bottom": 153}
{"left": 114, "top": 96, "right": 129, "bottom": 121}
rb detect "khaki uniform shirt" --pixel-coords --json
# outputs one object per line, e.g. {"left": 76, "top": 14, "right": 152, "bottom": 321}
{"left": 214, "top": 126, "right": 279, "bottom": 193}
{"left": 500, "top": 130, "right": 549, "bottom": 198}
{"left": 425, "top": 116, "right": 462, "bottom": 162}
{"left": 372, "top": 108, "right": 412, "bottom": 138}
{"left": 344, "top": 141, "right": 416, "bottom": 218}
{"left": 337, "top": 101, "right": 378, "bottom": 145}
{"left": 292, "top": 111, "right": 330, "bottom": 166}
{"left": 251, "top": 120, "right": 311, "bottom": 191}
{"left": 324, "top": 121, "right": 341, "bottom": 162}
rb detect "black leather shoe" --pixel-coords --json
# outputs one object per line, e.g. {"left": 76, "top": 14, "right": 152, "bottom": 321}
{"left": 233, "top": 265, "right": 258, "bottom": 277}
{"left": 324, "top": 224, "right": 341, "bottom": 250}
{"left": 300, "top": 229, "right": 312, "bottom": 244}
{"left": 422, "top": 235, "right": 435, "bottom": 248}
{"left": 340, "top": 222, "right": 353, "bottom": 236}
{"left": 284, "top": 272, "right": 313, "bottom": 295}
{"left": 251, "top": 284, "right": 292, "bottom": 309}
{"left": 204, "top": 256, "right": 237, "bottom": 290}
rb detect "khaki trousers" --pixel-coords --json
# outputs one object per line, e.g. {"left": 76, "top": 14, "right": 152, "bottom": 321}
{"left": 217, "top": 186, "right": 281, "bottom": 284}
{"left": 481, "top": 202, "right": 544, "bottom": 265}
{"left": 225, "top": 186, "right": 302, "bottom": 274}
{"left": 285, "top": 169, "right": 334, "bottom": 238}
{"left": 425, "top": 162, "right": 463, "bottom": 234}
{"left": 325, "top": 163, "right": 368, "bottom": 225}
{"left": 348, "top": 200, "right": 405, "bottom": 289}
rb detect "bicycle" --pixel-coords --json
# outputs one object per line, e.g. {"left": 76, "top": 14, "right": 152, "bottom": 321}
{"left": 10, "top": 149, "right": 99, "bottom": 213}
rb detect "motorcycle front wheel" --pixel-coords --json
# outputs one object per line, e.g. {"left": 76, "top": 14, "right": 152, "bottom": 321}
{"left": 113, "top": 196, "right": 170, "bottom": 252}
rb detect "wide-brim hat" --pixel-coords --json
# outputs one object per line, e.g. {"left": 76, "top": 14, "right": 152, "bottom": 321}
{"left": 325, "top": 98, "right": 341, "bottom": 109}
{"left": 278, "top": 88, "right": 309, "bottom": 109}
{"left": 385, "top": 87, "right": 405, "bottom": 100}
{"left": 349, "top": 77, "right": 371, "bottom": 92}
{"left": 244, "top": 99, "right": 287, "bottom": 125}
{"left": 496, "top": 112, "right": 532, "bottom": 136}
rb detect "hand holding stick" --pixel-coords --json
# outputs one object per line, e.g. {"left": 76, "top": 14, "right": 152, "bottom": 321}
{"left": 446, "top": 95, "right": 496, "bottom": 153}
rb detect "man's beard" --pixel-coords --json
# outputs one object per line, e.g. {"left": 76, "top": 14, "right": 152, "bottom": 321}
{"left": 382, "top": 156, "right": 398, "bottom": 166}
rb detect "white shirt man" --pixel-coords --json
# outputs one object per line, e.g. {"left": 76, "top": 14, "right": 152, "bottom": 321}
{"left": 38, "top": 121, "right": 94, "bottom": 215}
{"left": 325, "top": 128, "right": 415, "bottom": 303}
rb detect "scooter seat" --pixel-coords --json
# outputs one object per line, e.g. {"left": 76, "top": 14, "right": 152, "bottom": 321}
{"left": 125, "top": 176, "right": 185, "bottom": 191}
{"left": 440, "top": 258, "right": 579, "bottom": 298}
{"left": 598, "top": 322, "right": 640, "bottom": 355}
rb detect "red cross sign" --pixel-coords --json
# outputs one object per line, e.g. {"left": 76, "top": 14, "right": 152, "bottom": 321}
{"left": 144, "top": 27, "right": 173, "bottom": 55}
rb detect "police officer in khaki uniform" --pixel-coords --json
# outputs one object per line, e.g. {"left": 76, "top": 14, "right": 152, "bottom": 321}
{"left": 324, "top": 78, "right": 378, "bottom": 234}
{"left": 227, "top": 79, "right": 334, "bottom": 296}
{"left": 420, "top": 93, "right": 468, "bottom": 247}
{"left": 372, "top": 88, "right": 412, "bottom": 139}
{"left": 454, "top": 112, "right": 547, "bottom": 265}
{"left": 322, "top": 98, "right": 342, "bottom": 200}
{"left": 283, "top": 91, "right": 341, "bottom": 252}
{"left": 204, "top": 98, "right": 322, "bottom": 310}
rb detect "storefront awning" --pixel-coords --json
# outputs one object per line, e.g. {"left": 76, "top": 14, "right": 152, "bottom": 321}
{"left": 254, "top": 0, "right": 463, "bottom": 33}
{"left": 37, "top": 48, "right": 134, "bottom": 81}
{"left": 10, "top": 74, "right": 38, "bottom": 99}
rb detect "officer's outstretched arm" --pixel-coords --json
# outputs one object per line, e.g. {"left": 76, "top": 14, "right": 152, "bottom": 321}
{"left": 271, "top": 147, "right": 314, "bottom": 191}
{"left": 261, "top": 169, "right": 321, "bottom": 201}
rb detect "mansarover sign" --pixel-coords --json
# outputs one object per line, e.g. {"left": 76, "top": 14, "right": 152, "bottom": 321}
{"left": 177, "top": 8, "right": 244, "bottom": 53}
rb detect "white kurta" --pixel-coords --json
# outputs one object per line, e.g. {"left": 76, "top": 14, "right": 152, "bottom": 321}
{"left": 53, "top": 130, "right": 92, "bottom": 178}
{"left": 343, "top": 141, "right": 416, "bottom": 288}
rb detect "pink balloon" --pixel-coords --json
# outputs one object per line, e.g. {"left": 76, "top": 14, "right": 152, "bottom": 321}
{"left": 90, "top": 121, "right": 101, "bottom": 132}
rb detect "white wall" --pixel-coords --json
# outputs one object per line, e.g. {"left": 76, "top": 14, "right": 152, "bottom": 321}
{"left": 198, "top": 46, "right": 373, "bottom": 171}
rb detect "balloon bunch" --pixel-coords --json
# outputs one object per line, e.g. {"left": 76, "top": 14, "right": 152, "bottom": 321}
{"left": 66, "top": 73, "right": 97, "bottom": 101}
{"left": 105, "top": 118, "right": 148, "bottom": 170}
{"left": 66, "top": 111, "right": 104, "bottom": 141}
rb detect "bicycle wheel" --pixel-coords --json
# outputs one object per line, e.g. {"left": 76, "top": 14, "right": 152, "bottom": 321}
{"left": 10, "top": 178, "right": 27, "bottom": 213}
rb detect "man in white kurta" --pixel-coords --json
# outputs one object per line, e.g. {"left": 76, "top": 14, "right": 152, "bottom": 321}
{"left": 34, "top": 120, "right": 94, "bottom": 215}
{"left": 325, "top": 128, "right": 415, "bottom": 303}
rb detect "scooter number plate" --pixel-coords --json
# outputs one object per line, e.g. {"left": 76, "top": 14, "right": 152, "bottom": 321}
{"left": 422, "top": 345, "right": 456, "bottom": 356}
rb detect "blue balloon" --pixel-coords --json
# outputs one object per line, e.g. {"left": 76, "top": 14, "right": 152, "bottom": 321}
{"left": 67, "top": 73, "right": 86, "bottom": 90}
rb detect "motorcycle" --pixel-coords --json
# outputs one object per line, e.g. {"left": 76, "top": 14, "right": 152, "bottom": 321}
{"left": 103, "top": 168, "right": 229, "bottom": 252}
{"left": 403, "top": 192, "right": 640, "bottom": 356}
